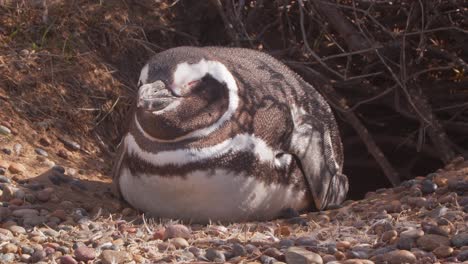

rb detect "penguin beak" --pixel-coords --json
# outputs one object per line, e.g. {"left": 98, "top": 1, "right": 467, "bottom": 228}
{"left": 137, "top": 80, "right": 178, "bottom": 112}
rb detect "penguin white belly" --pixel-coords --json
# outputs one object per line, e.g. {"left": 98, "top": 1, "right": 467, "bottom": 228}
{"left": 119, "top": 168, "right": 309, "bottom": 222}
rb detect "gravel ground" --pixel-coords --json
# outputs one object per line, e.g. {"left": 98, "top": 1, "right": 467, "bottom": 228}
{"left": 0, "top": 122, "right": 467, "bottom": 264}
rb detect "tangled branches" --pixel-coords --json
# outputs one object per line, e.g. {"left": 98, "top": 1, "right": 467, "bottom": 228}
{"left": 213, "top": 0, "right": 467, "bottom": 185}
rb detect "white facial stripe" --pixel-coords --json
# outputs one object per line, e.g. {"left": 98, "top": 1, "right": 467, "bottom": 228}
{"left": 138, "top": 64, "right": 149, "bottom": 85}
{"left": 125, "top": 132, "right": 291, "bottom": 168}
{"left": 139, "top": 59, "right": 239, "bottom": 142}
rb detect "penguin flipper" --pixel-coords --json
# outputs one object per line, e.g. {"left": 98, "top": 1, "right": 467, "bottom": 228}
{"left": 111, "top": 138, "right": 126, "bottom": 200}
{"left": 290, "top": 113, "right": 348, "bottom": 210}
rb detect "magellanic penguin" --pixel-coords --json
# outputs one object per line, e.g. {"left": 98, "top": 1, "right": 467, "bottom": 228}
{"left": 113, "top": 46, "right": 349, "bottom": 223}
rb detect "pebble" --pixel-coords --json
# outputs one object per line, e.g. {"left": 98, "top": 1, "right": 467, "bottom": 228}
{"left": 31, "top": 249, "right": 47, "bottom": 262}
{"left": 8, "top": 163, "right": 25, "bottom": 174}
{"left": 382, "top": 250, "right": 416, "bottom": 264}
{"left": 152, "top": 227, "right": 165, "bottom": 240}
{"left": 121, "top": 207, "right": 135, "bottom": 216}
{"left": 0, "top": 125, "right": 11, "bottom": 135}
{"left": 322, "top": 254, "right": 336, "bottom": 263}
{"left": 0, "top": 208, "right": 11, "bottom": 221}
{"left": 43, "top": 228, "right": 59, "bottom": 237}
{"left": 232, "top": 243, "right": 247, "bottom": 257}
{"left": 23, "top": 215, "right": 47, "bottom": 226}
{"left": 0, "top": 175, "right": 11, "bottom": 183}
{"left": 295, "top": 236, "right": 318, "bottom": 247}
{"left": 285, "top": 247, "right": 323, "bottom": 264}
{"left": 0, "top": 168, "right": 5, "bottom": 175}
{"left": 417, "top": 234, "right": 450, "bottom": 251}
{"left": 2, "top": 243, "right": 17, "bottom": 253}
{"left": 12, "top": 208, "right": 39, "bottom": 217}
{"left": 58, "top": 136, "right": 81, "bottom": 151}
{"left": 60, "top": 255, "right": 78, "bottom": 264}
{"left": 205, "top": 248, "right": 225, "bottom": 262}
{"left": 101, "top": 250, "right": 129, "bottom": 264}
{"left": 264, "top": 247, "right": 283, "bottom": 260}
{"left": 70, "top": 179, "right": 87, "bottom": 191}
{"left": 433, "top": 246, "right": 453, "bottom": 258}
{"left": 0, "top": 253, "right": 15, "bottom": 263}
{"left": 36, "top": 188, "right": 52, "bottom": 202}
{"left": 21, "top": 245, "right": 34, "bottom": 254}
{"left": 20, "top": 253, "right": 31, "bottom": 262}
{"left": 39, "top": 137, "right": 51, "bottom": 147}
{"left": 9, "top": 225, "right": 26, "bottom": 234}
{"left": 421, "top": 179, "right": 437, "bottom": 194}
{"left": 261, "top": 255, "right": 277, "bottom": 264}
{"left": 279, "top": 239, "right": 295, "bottom": 249}
{"left": 400, "top": 229, "right": 424, "bottom": 239}
{"left": 12, "top": 143, "right": 22, "bottom": 155}
{"left": 382, "top": 230, "right": 398, "bottom": 243}
{"left": 2, "top": 148, "right": 11, "bottom": 155}
{"left": 171, "top": 237, "right": 189, "bottom": 249}
{"left": 164, "top": 224, "right": 190, "bottom": 239}
{"left": 74, "top": 246, "right": 96, "bottom": 261}
{"left": 451, "top": 232, "right": 468, "bottom": 247}
{"left": 337, "top": 241, "right": 351, "bottom": 251}
{"left": 458, "top": 250, "right": 468, "bottom": 261}
{"left": 448, "top": 179, "right": 468, "bottom": 193}
{"left": 35, "top": 148, "right": 48, "bottom": 157}
{"left": 396, "top": 237, "right": 416, "bottom": 250}
{"left": 57, "top": 149, "right": 69, "bottom": 159}
{"left": 157, "top": 242, "right": 175, "bottom": 251}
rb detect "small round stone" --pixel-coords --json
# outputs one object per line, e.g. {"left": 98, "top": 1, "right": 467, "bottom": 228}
{"left": 295, "top": 236, "right": 318, "bottom": 247}
{"left": 451, "top": 232, "right": 468, "bottom": 248}
{"left": 20, "top": 254, "right": 31, "bottom": 262}
{"left": 8, "top": 225, "right": 26, "bottom": 235}
{"left": 205, "top": 248, "right": 225, "bottom": 262}
{"left": 171, "top": 237, "right": 189, "bottom": 249}
{"left": 21, "top": 245, "right": 35, "bottom": 254}
{"left": 285, "top": 247, "right": 323, "bottom": 264}
{"left": 433, "top": 246, "right": 453, "bottom": 258}
{"left": 74, "top": 246, "right": 96, "bottom": 262}
{"left": 279, "top": 239, "right": 295, "bottom": 249}
{"left": 457, "top": 250, "right": 468, "bottom": 261}
{"left": 0, "top": 176, "right": 11, "bottom": 183}
{"left": 417, "top": 234, "right": 450, "bottom": 251}
{"left": 0, "top": 253, "right": 15, "bottom": 263}
{"left": 382, "top": 230, "right": 398, "bottom": 243}
{"left": 8, "top": 163, "right": 25, "bottom": 174}
{"left": 337, "top": 241, "right": 351, "bottom": 251}
{"left": 2, "top": 243, "right": 17, "bottom": 253}
{"left": 100, "top": 250, "right": 129, "bottom": 264}
{"left": 0, "top": 125, "right": 11, "bottom": 135}
{"left": 31, "top": 249, "right": 47, "bottom": 262}
{"left": 12, "top": 144, "right": 22, "bottom": 155}
{"left": 400, "top": 229, "right": 424, "bottom": 240}
{"left": 232, "top": 243, "right": 247, "bottom": 257}
{"left": 60, "top": 255, "right": 78, "bottom": 264}
{"left": 263, "top": 247, "right": 283, "bottom": 259}
{"left": 35, "top": 148, "right": 48, "bottom": 157}
{"left": 164, "top": 224, "right": 190, "bottom": 239}
{"left": 396, "top": 237, "right": 416, "bottom": 250}
{"left": 421, "top": 179, "right": 437, "bottom": 194}
{"left": 2, "top": 148, "right": 12, "bottom": 155}
{"left": 382, "top": 250, "right": 416, "bottom": 264}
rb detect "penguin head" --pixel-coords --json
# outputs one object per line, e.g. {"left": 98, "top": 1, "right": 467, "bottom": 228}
{"left": 135, "top": 48, "right": 238, "bottom": 142}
